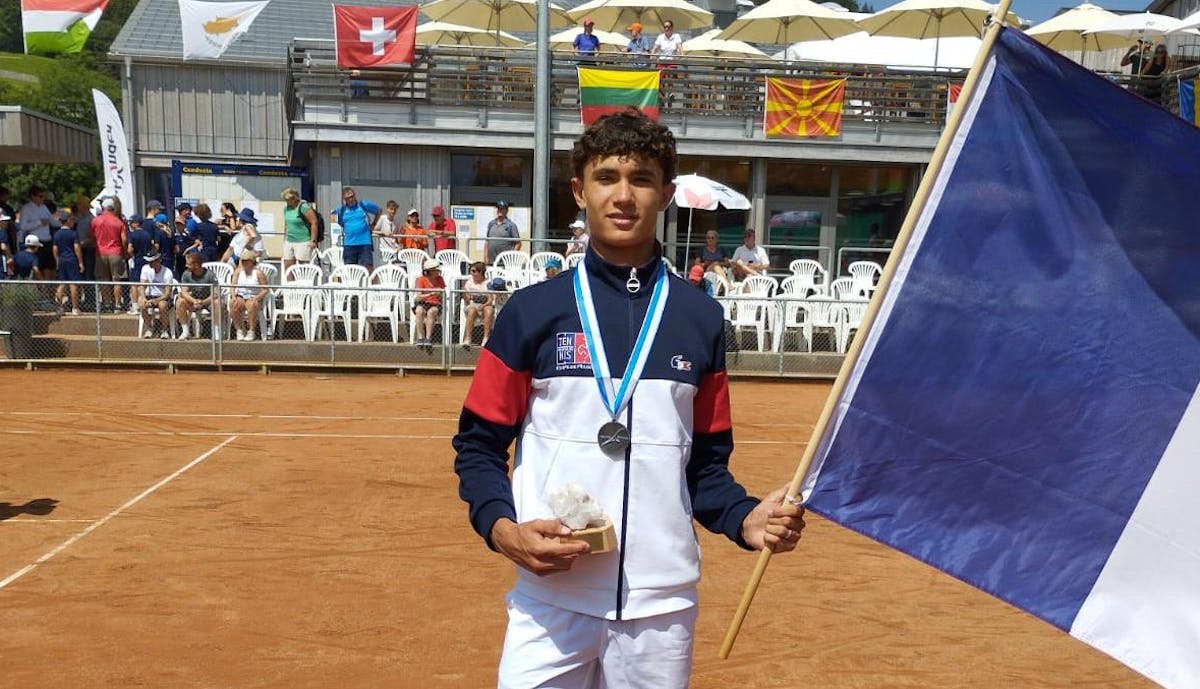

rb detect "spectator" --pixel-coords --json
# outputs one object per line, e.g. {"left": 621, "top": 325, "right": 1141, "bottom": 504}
{"left": 92, "top": 197, "right": 128, "bottom": 311}
{"left": 229, "top": 251, "right": 268, "bottom": 341}
{"left": 1120, "top": 40, "right": 1150, "bottom": 76}
{"left": 428, "top": 205, "right": 457, "bottom": 253}
{"left": 13, "top": 235, "right": 41, "bottom": 279}
{"left": 485, "top": 200, "right": 520, "bottom": 263}
{"left": 175, "top": 250, "right": 219, "bottom": 340}
{"left": 652, "top": 20, "right": 683, "bottom": 59}
{"left": 573, "top": 17, "right": 601, "bottom": 57}
{"left": 732, "top": 228, "right": 769, "bottom": 280}
{"left": 281, "top": 187, "right": 319, "bottom": 271}
{"left": 74, "top": 196, "right": 96, "bottom": 283}
{"left": 53, "top": 212, "right": 83, "bottom": 314}
{"left": 189, "top": 203, "right": 221, "bottom": 263}
{"left": 150, "top": 213, "right": 178, "bottom": 277}
{"left": 333, "top": 186, "right": 380, "bottom": 271}
{"left": 537, "top": 257, "right": 562, "bottom": 283}
{"left": 0, "top": 186, "right": 16, "bottom": 254}
{"left": 216, "top": 201, "right": 239, "bottom": 257}
{"left": 170, "top": 211, "right": 191, "bottom": 275}
{"left": 175, "top": 202, "right": 197, "bottom": 233}
{"left": 700, "top": 229, "right": 730, "bottom": 281}
{"left": 460, "top": 261, "right": 495, "bottom": 349}
{"left": 400, "top": 208, "right": 429, "bottom": 252}
{"left": 1139, "top": 44, "right": 1170, "bottom": 104}
{"left": 126, "top": 214, "right": 155, "bottom": 311}
{"left": 0, "top": 210, "right": 11, "bottom": 275}
{"left": 374, "top": 200, "right": 401, "bottom": 256}
{"left": 565, "top": 218, "right": 589, "bottom": 256}
{"left": 689, "top": 258, "right": 714, "bottom": 295}
{"left": 145, "top": 199, "right": 164, "bottom": 221}
{"left": 17, "top": 185, "right": 59, "bottom": 281}
{"left": 413, "top": 257, "right": 445, "bottom": 350}
{"left": 222, "top": 209, "right": 266, "bottom": 265}
{"left": 138, "top": 252, "right": 174, "bottom": 339}
{"left": 625, "top": 22, "right": 651, "bottom": 67}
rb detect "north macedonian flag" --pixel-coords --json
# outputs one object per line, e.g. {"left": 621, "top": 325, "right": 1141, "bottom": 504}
{"left": 764, "top": 77, "right": 846, "bottom": 138}
{"left": 578, "top": 67, "right": 660, "bottom": 126}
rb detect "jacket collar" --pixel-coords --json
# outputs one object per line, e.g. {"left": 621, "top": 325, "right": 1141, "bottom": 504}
{"left": 582, "top": 242, "right": 664, "bottom": 296}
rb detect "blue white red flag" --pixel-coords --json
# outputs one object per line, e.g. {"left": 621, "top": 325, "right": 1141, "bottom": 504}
{"left": 801, "top": 28, "right": 1200, "bottom": 689}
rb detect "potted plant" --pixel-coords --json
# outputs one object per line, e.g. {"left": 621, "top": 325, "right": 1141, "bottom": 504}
{"left": 0, "top": 283, "right": 39, "bottom": 359}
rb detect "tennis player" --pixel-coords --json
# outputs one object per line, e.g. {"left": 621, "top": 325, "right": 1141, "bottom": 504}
{"left": 453, "top": 110, "right": 805, "bottom": 689}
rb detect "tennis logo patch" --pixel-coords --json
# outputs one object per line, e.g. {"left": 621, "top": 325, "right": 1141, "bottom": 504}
{"left": 556, "top": 332, "right": 592, "bottom": 370}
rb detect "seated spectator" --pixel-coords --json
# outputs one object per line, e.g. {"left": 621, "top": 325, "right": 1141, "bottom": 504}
{"left": 13, "top": 235, "right": 41, "bottom": 279}
{"left": 222, "top": 209, "right": 266, "bottom": 266}
{"left": 175, "top": 250, "right": 219, "bottom": 340}
{"left": 413, "top": 258, "right": 445, "bottom": 351}
{"left": 229, "top": 251, "right": 268, "bottom": 341}
{"left": 138, "top": 252, "right": 175, "bottom": 339}
{"left": 373, "top": 201, "right": 401, "bottom": 255}
{"left": 400, "top": 208, "right": 429, "bottom": 252}
{"left": 53, "top": 214, "right": 83, "bottom": 314}
{"left": 538, "top": 257, "right": 562, "bottom": 283}
{"left": 689, "top": 258, "right": 713, "bottom": 296}
{"left": 460, "top": 261, "right": 494, "bottom": 349}
{"left": 565, "top": 219, "right": 589, "bottom": 256}
{"left": 700, "top": 229, "right": 730, "bottom": 281}
{"left": 731, "top": 228, "right": 769, "bottom": 280}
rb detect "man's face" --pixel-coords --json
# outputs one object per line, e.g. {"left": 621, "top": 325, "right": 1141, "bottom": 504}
{"left": 179, "top": 207, "right": 192, "bottom": 219}
{"left": 743, "top": 232, "right": 756, "bottom": 248}
{"left": 496, "top": 206, "right": 508, "bottom": 218}
{"left": 386, "top": 206, "right": 397, "bottom": 219}
{"left": 432, "top": 212, "right": 444, "bottom": 225}
{"left": 188, "top": 254, "right": 204, "bottom": 275}
{"left": 571, "top": 154, "right": 672, "bottom": 253}
{"left": 343, "top": 189, "right": 357, "bottom": 205}
{"left": 663, "top": 22, "right": 673, "bottom": 35}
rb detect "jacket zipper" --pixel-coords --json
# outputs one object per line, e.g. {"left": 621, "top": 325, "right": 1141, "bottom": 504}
{"left": 614, "top": 266, "right": 640, "bottom": 620}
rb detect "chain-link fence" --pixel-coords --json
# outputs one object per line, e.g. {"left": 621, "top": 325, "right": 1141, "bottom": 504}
{"left": 0, "top": 277, "right": 857, "bottom": 378}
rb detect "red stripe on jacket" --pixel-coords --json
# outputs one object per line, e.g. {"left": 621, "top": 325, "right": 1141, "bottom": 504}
{"left": 694, "top": 371, "right": 732, "bottom": 434}
{"left": 465, "top": 348, "right": 532, "bottom": 426}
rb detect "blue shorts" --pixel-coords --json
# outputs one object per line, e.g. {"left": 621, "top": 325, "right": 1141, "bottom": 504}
{"left": 57, "top": 260, "right": 82, "bottom": 281}
{"left": 343, "top": 244, "right": 374, "bottom": 267}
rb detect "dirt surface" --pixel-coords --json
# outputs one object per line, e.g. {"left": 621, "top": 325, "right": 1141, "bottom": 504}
{"left": 0, "top": 369, "right": 1151, "bottom": 688}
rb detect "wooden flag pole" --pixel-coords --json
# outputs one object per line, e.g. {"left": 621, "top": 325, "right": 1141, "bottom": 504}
{"left": 717, "top": 0, "right": 1015, "bottom": 660}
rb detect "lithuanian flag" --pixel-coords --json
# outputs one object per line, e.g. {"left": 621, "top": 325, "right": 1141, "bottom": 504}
{"left": 21, "top": 0, "right": 109, "bottom": 55}
{"left": 764, "top": 77, "right": 846, "bottom": 138}
{"left": 578, "top": 67, "right": 660, "bottom": 126}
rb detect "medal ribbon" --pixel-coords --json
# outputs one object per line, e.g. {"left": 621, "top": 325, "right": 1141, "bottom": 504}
{"left": 574, "top": 259, "right": 671, "bottom": 421}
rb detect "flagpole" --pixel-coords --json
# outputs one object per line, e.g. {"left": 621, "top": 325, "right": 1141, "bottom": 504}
{"left": 717, "top": 0, "right": 1015, "bottom": 661}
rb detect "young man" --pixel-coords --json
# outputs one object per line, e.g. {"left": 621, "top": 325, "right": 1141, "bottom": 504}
{"left": 176, "top": 250, "right": 219, "bottom": 339}
{"left": 453, "top": 111, "right": 804, "bottom": 689}
{"left": 731, "top": 227, "right": 769, "bottom": 280}
{"left": 138, "top": 252, "right": 175, "bottom": 339}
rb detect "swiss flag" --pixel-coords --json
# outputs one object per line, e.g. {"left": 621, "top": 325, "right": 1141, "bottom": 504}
{"left": 333, "top": 4, "right": 418, "bottom": 69}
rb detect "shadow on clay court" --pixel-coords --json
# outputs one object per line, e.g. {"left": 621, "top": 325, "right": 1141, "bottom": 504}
{"left": 0, "top": 498, "right": 59, "bottom": 521}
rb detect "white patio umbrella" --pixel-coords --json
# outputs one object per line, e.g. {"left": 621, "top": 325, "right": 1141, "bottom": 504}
{"left": 420, "top": 0, "right": 574, "bottom": 34}
{"left": 1083, "top": 12, "right": 1183, "bottom": 43}
{"left": 682, "top": 28, "right": 772, "bottom": 57}
{"left": 416, "top": 21, "right": 525, "bottom": 47}
{"left": 567, "top": 0, "right": 715, "bottom": 33}
{"left": 857, "top": 0, "right": 1020, "bottom": 69}
{"left": 543, "top": 27, "right": 629, "bottom": 52}
{"left": 672, "top": 173, "right": 752, "bottom": 258}
{"left": 1025, "top": 3, "right": 1127, "bottom": 53}
{"left": 782, "top": 31, "right": 980, "bottom": 69}
{"left": 717, "top": 0, "right": 861, "bottom": 44}
{"left": 1176, "top": 7, "right": 1200, "bottom": 33}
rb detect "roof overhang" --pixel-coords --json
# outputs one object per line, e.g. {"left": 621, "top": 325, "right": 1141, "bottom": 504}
{"left": 0, "top": 106, "right": 98, "bottom": 164}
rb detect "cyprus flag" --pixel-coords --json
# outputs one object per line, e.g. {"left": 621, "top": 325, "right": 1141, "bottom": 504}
{"left": 179, "top": 0, "right": 270, "bottom": 59}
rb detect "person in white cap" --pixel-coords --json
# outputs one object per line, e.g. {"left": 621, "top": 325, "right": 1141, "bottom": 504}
{"left": 400, "top": 208, "right": 429, "bottom": 253}
{"left": 138, "top": 252, "right": 175, "bottom": 339}
{"left": 413, "top": 258, "right": 446, "bottom": 350}
{"left": 565, "top": 218, "right": 589, "bottom": 256}
{"left": 13, "top": 235, "right": 42, "bottom": 280}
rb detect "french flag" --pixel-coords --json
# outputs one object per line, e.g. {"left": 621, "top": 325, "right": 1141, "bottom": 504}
{"left": 802, "top": 28, "right": 1200, "bottom": 689}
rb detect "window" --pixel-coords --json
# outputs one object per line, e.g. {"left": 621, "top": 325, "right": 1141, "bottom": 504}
{"left": 451, "top": 154, "right": 525, "bottom": 189}
{"left": 765, "top": 162, "right": 832, "bottom": 196}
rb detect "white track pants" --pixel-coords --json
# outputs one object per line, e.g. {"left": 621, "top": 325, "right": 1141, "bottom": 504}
{"left": 497, "top": 589, "right": 697, "bottom": 689}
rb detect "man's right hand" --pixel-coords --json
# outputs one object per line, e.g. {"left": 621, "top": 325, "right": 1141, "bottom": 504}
{"left": 490, "top": 518, "right": 590, "bottom": 576}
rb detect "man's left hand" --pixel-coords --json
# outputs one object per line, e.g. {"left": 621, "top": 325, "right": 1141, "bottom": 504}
{"left": 740, "top": 484, "right": 805, "bottom": 553}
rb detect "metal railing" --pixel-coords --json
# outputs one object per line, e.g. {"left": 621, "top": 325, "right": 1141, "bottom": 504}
{"left": 289, "top": 40, "right": 965, "bottom": 127}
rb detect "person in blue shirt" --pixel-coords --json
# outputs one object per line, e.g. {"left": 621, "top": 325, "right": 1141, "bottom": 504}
{"left": 53, "top": 217, "right": 83, "bottom": 314}
{"left": 188, "top": 204, "right": 221, "bottom": 263}
{"left": 126, "top": 215, "right": 155, "bottom": 311}
{"left": 332, "top": 186, "right": 380, "bottom": 271}
{"left": 573, "top": 18, "right": 601, "bottom": 56}
{"left": 150, "top": 213, "right": 177, "bottom": 275}
{"left": 13, "top": 235, "right": 41, "bottom": 279}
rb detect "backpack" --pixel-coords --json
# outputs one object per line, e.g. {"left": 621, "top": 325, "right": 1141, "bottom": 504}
{"left": 302, "top": 202, "right": 325, "bottom": 243}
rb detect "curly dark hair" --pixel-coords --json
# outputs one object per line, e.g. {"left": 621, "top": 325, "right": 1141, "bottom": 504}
{"left": 570, "top": 110, "right": 676, "bottom": 183}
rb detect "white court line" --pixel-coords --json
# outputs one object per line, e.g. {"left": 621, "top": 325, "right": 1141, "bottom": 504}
{"left": 0, "top": 435, "right": 237, "bottom": 591}
{"left": 1, "top": 519, "right": 97, "bottom": 524}
{"left": 0, "top": 428, "right": 803, "bottom": 444}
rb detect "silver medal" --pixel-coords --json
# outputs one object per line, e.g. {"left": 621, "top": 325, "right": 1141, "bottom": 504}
{"left": 597, "top": 421, "right": 631, "bottom": 455}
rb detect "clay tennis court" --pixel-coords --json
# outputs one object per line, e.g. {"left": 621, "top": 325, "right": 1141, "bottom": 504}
{"left": 0, "top": 369, "right": 1149, "bottom": 688}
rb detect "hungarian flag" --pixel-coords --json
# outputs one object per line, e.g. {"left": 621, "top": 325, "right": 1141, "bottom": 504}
{"left": 764, "top": 77, "right": 845, "bottom": 138}
{"left": 21, "top": 0, "right": 108, "bottom": 55}
{"left": 578, "top": 67, "right": 660, "bottom": 126}
{"left": 333, "top": 4, "right": 418, "bottom": 69}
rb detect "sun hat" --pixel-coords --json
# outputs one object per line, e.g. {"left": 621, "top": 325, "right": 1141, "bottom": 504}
{"left": 24, "top": 235, "right": 42, "bottom": 247}
{"left": 422, "top": 258, "right": 442, "bottom": 272}
{"left": 569, "top": 219, "right": 586, "bottom": 230}
{"left": 238, "top": 208, "right": 258, "bottom": 225}
{"left": 240, "top": 251, "right": 257, "bottom": 262}
{"left": 144, "top": 252, "right": 162, "bottom": 262}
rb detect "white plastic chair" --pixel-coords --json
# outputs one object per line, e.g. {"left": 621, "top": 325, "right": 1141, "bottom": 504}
{"left": 834, "top": 297, "right": 869, "bottom": 354}
{"left": 312, "top": 265, "right": 369, "bottom": 341}
{"left": 136, "top": 280, "right": 177, "bottom": 339}
{"left": 494, "top": 250, "right": 529, "bottom": 288}
{"left": 528, "top": 251, "right": 565, "bottom": 282}
{"left": 359, "top": 264, "right": 408, "bottom": 342}
{"left": 271, "top": 264, "right": 322, "bottom": 341}
{"left": 436, "top": 249, "right": 471, "bottom": 279}
{"left": 788, "top": 259, "right": 828, "bottom": 296}
{"left": 730, "top": 275, "right": 777, "bottom": 352}
{"left": 322, "top": 247, "right": 345, "bottom": 271}
{"left": 846, "top": 261, "right": 882, "bottom": 297}
{"left": 564, "top": 253, "right": 584, "bottom": 271}
{"left": 380, "top": 247, "right": 399, "bottom": 265}
{"left": 830, "top": 277, "right": 860, "bottom": 301}
{"left": 397, "top": 248, "right": 430, "bottom": 275}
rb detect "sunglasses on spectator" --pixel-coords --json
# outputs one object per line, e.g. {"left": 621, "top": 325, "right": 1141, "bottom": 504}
{"left": 470, "top": 268, "right": 482, "bottom": 273}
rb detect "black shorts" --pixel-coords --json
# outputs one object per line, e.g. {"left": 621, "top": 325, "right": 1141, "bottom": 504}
{"left": 413, "top": 300, "right": 440, "bottom": 314}
{"left": 37, "top": 245, "right": 55, "bottom": 270}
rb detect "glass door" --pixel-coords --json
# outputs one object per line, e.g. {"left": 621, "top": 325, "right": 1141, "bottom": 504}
{"left": 763, "top": 196, "right": 837, "bottom": 275}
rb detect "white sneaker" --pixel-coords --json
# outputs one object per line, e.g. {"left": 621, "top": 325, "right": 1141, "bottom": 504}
{"left": 71, "top": 308, "right": 80, "bottom": 316}
{"left": 160, "top": 331, "right": 170, "bottom": 340}
{"left": 128, "top": 306, "right": 139, "bottom": 315}
{"left": 236, "top": 328, "right": 248, "bottom": 341}
{"left": 142, "top": 330, "right": 153, "bottom": 339}
{"left": 180, "top": 326, "right": 190, "bottom": 339}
